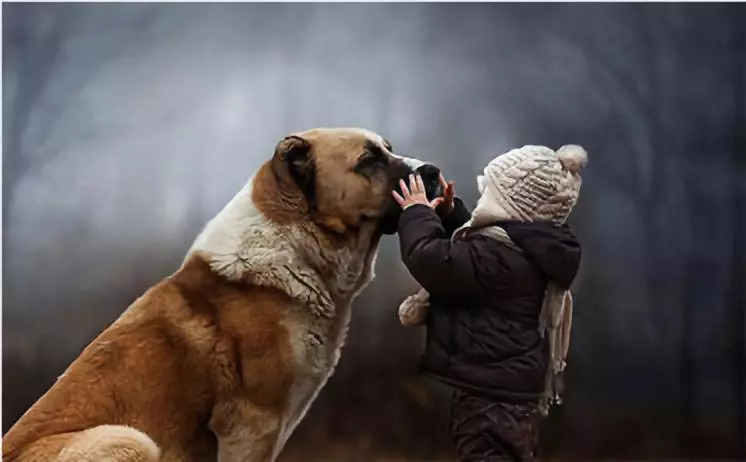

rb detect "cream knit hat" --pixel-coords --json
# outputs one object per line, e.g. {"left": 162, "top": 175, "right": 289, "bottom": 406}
{"left": 473, "top": 144, "right": 587, "bottom": 226}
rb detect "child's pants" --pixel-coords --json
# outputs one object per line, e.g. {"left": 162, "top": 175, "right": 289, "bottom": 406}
{"left": 449, "top": 389, "right": 541, "bottom": 462}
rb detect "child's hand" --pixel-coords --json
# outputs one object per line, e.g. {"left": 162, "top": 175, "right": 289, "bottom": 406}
{"left": 436, "top": 173, "right": 455, "bottom": 218}
{"left": 392, "top": 174, "right": 444, "bottom": 210}
{"left": 398, "top": 289, "right": 430, "bottom": 326}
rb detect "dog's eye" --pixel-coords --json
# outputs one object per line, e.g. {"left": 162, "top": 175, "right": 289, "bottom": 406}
{"left": 358, "top": 150, "right": 377, "bottom": 162}
{"left": 356, "top": 151, "right": 382, "bottom": 169}
{"left": 355, "top": 141, "right": 390, "bottom": 176}
{"left": 354, "top": 147, "right": 389, "bottom": 177}
{"left": 383, "top": 139, "right": 393, "bottom": 152}
{"left": 359, "top": 143, "right": 389, "bottom": 165}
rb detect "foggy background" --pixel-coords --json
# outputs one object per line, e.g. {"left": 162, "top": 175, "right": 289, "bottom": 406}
{"left": 3, "top": 3, "right": 745, "bottom": 460}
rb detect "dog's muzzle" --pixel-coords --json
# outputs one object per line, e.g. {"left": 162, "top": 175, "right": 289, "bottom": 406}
{"left": 379, "top": 162, "right": 444, "bottom": 235}
{"left": 395, "top": 156, "right": 443, "bottom": 199}
{"left": 414, "top": 164, "right": 444, "bottom": 200}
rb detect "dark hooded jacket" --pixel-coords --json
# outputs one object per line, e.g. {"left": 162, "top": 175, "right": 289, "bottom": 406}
{"left": 397, "top": 199, "right": 581, "bottom": 403}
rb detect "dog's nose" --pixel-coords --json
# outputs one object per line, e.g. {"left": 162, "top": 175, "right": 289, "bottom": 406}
{"left": 415, "top": 164, "right": 440, "bottom": 180}
{"left": 414, "top": 164, "right": 442, "bottom": 200}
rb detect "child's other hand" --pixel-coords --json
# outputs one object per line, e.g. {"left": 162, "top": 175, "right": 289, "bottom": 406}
{"left": 436, "top": 173, "right": 455, "bottom": 218}
{"left": 392, "top": 174, "right": 444, "bottom": 211}
{"left": 398, "top": 289, "right": 430, "bottom": 327}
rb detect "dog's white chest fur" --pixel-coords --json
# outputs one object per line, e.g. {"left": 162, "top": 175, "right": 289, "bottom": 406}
{"left": 188, "top": 176, "right": 378, "bottom": 458}
{"left": 274, "top": 301, "right": 351, "bottom": 453}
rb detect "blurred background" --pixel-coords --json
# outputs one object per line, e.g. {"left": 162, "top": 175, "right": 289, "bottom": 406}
{"left": 3, "top": 3, "right": 745, "bottom": 460}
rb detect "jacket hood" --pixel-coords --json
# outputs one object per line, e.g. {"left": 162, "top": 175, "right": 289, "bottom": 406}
{"left": 500, "top": 221, "right": 581, "bottom": 289}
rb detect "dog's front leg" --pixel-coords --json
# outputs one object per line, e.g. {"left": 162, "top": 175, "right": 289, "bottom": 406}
{"left": 210, "top": 399, "right": 283, "bottom": 462}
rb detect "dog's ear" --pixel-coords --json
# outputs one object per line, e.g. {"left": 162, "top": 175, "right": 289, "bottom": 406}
{"left": 272, "top": 135, "right": 316, "bottom": 207}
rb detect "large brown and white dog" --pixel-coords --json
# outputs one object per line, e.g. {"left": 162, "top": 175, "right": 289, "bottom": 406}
{"left": 3, "top": 127, "right": 441, "bottom": 462}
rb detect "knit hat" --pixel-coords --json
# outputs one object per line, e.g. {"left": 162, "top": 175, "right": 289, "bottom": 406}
{"left": 471, "top": 145, "right": 587, "bottom": 228}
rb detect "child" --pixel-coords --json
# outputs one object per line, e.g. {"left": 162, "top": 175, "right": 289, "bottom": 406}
{"left": 392, "top": 145, "right": 586, "bottom": 462}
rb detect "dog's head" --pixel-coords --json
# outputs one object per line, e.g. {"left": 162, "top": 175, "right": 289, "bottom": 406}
{"left": 265, "top": 127, "right": 441, "bottom": 236}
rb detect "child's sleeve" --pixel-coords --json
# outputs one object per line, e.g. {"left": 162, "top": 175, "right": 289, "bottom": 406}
{"left": 440, "top": 197, "right": 471, "bottom": 238}
{"left": 397, "top": 204, "right": 498, "bottom": 297}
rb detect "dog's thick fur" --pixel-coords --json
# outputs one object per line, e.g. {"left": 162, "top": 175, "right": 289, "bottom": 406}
{"left": 3, "top": 128, "right": 430, "bottom": 462}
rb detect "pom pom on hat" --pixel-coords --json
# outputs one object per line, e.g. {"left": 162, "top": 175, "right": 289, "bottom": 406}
{"left": 556, "top": 145, "right": 588, "bottom": 174}
{"left": 477, "top": 174, "right": 486, "bottom": 194}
